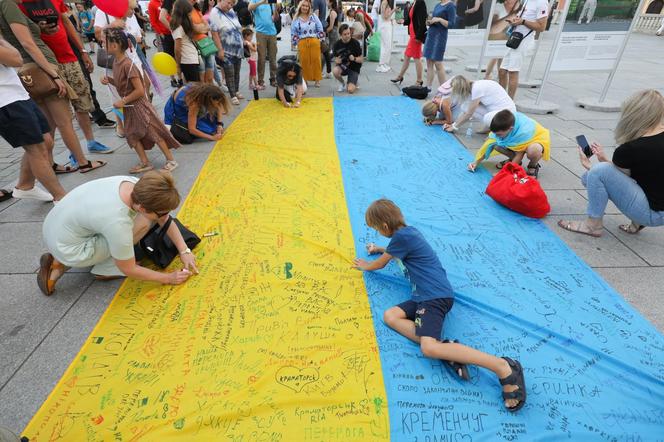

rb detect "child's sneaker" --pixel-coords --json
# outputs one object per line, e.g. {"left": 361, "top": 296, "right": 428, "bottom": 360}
{"left": 337, "top": 81, "right": 346, "bottom": 93}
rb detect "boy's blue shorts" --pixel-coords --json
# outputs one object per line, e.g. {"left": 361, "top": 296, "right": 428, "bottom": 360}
{"left": 396, "top": 297, "right": 454, "bottom": 340}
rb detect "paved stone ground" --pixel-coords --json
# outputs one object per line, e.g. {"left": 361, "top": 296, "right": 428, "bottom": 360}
{"left": 0, "top": 29, "right": 663, "bottom": 434}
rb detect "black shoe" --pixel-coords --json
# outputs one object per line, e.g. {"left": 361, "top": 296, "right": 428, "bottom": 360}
{"left": 170, "top": 79, "right": 178, "bottom": 87}
{"left": 96, "top": 119, "right": 117, "bottom": 129}
{"left": 269, "top": 78, "right": 277, "bottom": 87}
{"left": 177, "top": 79, "right": 184, "bottom": 87}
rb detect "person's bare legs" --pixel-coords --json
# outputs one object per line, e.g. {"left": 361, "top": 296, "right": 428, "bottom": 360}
{"left": 39, "top": 98, "right": 91, "bottom": 166}
{"left": 498, "top": 67, "right": 508, "bottom": 90}
{"left": 384, "top": 306, "right": 521, "bottom": 408}
{"left": 154, "top": 138, "right": 175, "bottom": 162}
{"left": 507, "top": 70, "right": 519, "bottom": 99}
{"left": 16, "top": 142, "right": 67, "bottom": 201}
{"left": 434, "top": 61, "right": 446, "bottom": 85}
{"left": 133, "top": 140, "right": 151, "bottom": 166}
{"left": 414, "top": 58, "right": 423, "bottom": 83}
{"left": 485, "top": 58, "right": 497, "bottom": 79}
{"left": 426, "top": 59, "right": 435, "bottom": 87}
{"left": 76, "top": 111, "right": 96, "bottom": 143}
{"left": 525, "top": 143, "right": 543, "bottom": 167}
{"left": 394, "top": 57, "right": 411, "bottom": 79}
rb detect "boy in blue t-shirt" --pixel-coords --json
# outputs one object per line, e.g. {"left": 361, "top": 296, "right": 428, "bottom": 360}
{"left": 353, "top": 199, "right": 527, "bottom": 412}
{"left": 75, "top": 3, "right": 96, "bottom": 54}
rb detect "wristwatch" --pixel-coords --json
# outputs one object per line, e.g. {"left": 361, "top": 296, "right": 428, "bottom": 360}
{"left": 179, "top": 247, "right": 192, "bottom": 255}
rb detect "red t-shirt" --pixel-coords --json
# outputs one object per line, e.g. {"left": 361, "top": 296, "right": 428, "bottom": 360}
{"left": 148, "top": 0, "right": 171, "bottom": 35}
{"left": 19, "top": 0, "right": 77, "bottom": 64}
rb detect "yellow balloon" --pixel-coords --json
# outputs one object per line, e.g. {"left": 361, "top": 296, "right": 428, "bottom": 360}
{"left": 152, "top": 52, "right": 177, "bottom": 76}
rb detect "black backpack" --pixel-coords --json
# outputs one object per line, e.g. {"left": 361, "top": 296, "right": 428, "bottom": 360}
{"left": 402, "top": 85, "right": 429, "bottom": 100}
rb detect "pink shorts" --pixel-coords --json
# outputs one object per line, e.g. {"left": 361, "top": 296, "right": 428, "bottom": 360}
{"left": 248, "top": 59, "right": 257, "bottom": 77}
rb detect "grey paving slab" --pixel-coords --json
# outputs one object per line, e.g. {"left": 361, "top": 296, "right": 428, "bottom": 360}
{"left": 602, "top": 215, "right": 664, "bottom": 267}
{"left": 0, "top": 279, "right": 120, "bottom": 434}
{"left": 0, "top": 273, "right": 90, "bottom": 388}
{"left": 543, "top": 190, "right": 589, "bottom": 216}
{"left": 0, "top": 222, "right": 47, "bottom": 274}
{"left": 0, "top": 199, "right": 55, "bottom": 224}
{"left": 579, "top": 119, "right": 621, "bottom": 131}
{"left": 542, "top": 216, "right": 649, "bottom": 268}
{"left": 533, "top": 159, "right": 584, "bottom": 190}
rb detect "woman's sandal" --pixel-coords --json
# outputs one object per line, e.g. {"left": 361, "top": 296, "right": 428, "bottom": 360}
{"left": 52, "top": 163, "right": 79, "bottom": 174}
{"left": 442, "top": 339, "right": 470, "bottom": 381}
{"left": 557, "top": 220, "right": 603, "bottom": 237}
{"left": 0, "top": 189, "right": 12, "bottom": 203}
{"left": 390, "top": 76, "right": 404, "bottom": 84}
{"left": 499, "top": 357, "right": 527, "bottom": 412}
{"left": 37, "top": 253, "right": 66, "bottom": 296}
{"left": 619, "top": 222, "right": 646, "bottom": 234}
{"left": 79, "top": 160, "right": 107, "bottom": 174}
{"left": 129, "top": 163, "right": 154, "bottom": 174}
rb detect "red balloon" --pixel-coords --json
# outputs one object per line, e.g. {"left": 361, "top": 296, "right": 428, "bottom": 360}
{"left": 93, "top": 0, "right": 130, "bottom": 19}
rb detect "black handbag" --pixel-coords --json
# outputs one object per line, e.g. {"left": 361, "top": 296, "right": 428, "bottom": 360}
{"left": 505, "top": 0, "right": 533, "bottom": 49}
{"left": 505, "top": 30, "right": 533, "bottom": 49}
{"left": 136, "top": 216, "right": 201, "bottom": 268}
{"left": 402, "top": 85, "right": 429, "bottom": 100}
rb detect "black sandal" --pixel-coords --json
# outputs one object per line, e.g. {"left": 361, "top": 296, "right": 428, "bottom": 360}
{"left": 79, "top": 160, "right": 107, "bottom": 174}
{"left": 52, "top": 163, "right": 79, "bottom": 174}
{"left": 499, "top": 357, "right": 527, "bottom": 412}
{"left": 526, "top": 163, "right": 541, "bottom": 178}
{"left": 442, "top": 340, "right": 470, "bottom": 381}
{"left": 0, "top": 189, "right": 12, "bottom": 202}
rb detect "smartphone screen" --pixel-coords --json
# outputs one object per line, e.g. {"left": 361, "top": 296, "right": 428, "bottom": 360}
{"left": 576, "top": 135, "right": 592, "bottom": 158}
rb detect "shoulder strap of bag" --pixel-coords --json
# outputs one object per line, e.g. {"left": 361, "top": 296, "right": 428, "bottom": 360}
{"left": 157, "top": 216, "right": 174, "bottom": 240}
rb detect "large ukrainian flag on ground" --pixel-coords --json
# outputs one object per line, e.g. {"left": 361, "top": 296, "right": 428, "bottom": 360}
{"left": 23, "top": 98, "right": 664, "bottom": 441}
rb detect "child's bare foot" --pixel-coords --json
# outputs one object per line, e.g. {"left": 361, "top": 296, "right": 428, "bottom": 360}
{"left": 497, "top": 357, "right": 526, "bottom": 411}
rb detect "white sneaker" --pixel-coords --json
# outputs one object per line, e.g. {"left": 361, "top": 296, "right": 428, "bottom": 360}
{"left": 13, "top": 186, "right": 53, "bottom": 202}
{"left": 337, "top": 81, "right": 346, "bottom": 92}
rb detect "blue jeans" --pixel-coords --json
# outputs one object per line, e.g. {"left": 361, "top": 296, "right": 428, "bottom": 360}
{"left": 583, "top": 162, "right": 664, "bottom": 226}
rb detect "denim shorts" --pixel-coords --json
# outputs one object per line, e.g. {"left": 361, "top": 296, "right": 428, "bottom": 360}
{"left": 396, "top": 297, "right": 454, "bottom": 339}
{"left": 199, "top": 53, "right": 217, "bottom": 72}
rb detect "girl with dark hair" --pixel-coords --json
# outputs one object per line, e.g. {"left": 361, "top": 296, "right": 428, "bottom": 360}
{"left": 165, "top": 83, "right": 230, "bottom": 142}
{"left": 170, "top": 0, "right": 202, "bottom": 82}
{"left": 101, "top": 28, "right": 181, "bottom": 173}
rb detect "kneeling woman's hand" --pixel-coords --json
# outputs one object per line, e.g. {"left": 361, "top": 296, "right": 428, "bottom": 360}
{"left": 180, "top": 252, "right": 199, "bottom": 274}
{"left": 467, "top": 161, "right": 478, "bottom": 172}
{"left": 167, "top": 269, "right": 192, "bottom": 285}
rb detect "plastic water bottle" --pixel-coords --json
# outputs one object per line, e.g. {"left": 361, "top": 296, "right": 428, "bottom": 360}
{"left": 465, "top": 123, "right": 473, "bottom": 139}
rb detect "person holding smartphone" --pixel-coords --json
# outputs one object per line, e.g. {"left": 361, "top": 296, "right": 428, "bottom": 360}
{"left": 558, "top": 90, "right": 664, "bottom": 237}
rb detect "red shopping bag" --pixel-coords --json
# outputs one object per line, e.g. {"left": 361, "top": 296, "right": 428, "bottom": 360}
{"left": 485, "top": 162, "right": 550, "bottom": 218}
